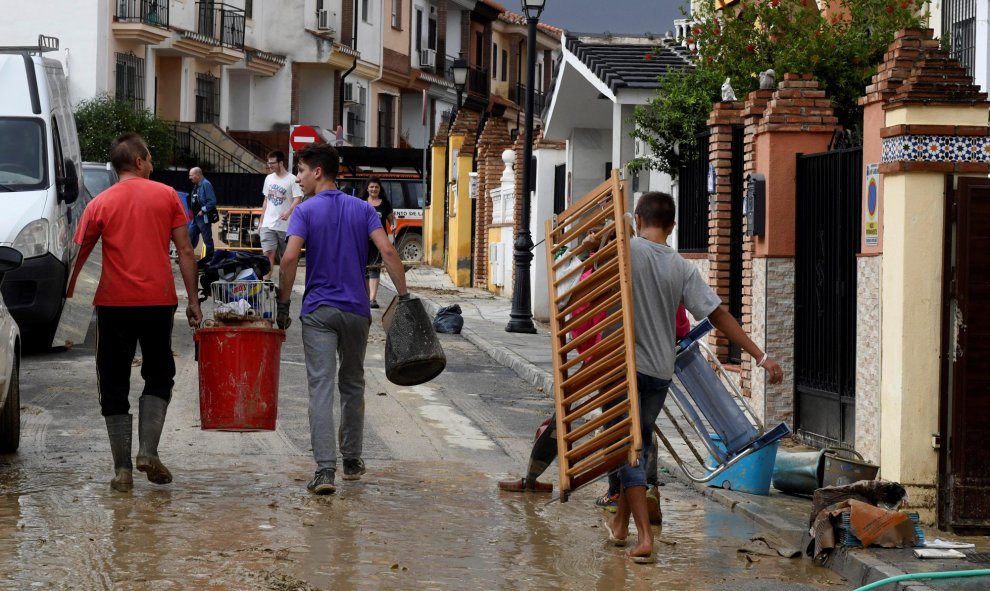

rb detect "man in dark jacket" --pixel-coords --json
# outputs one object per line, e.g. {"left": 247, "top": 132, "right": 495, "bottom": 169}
{"left": 187, "top": 167, "right": 217, "bottom": 259}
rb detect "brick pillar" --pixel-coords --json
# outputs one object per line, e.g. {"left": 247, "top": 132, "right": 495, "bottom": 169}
{"left": 333, "top": 71, "right": 342, "bottom": 130}
{"left": 750, "top": 73, "right": 839, "bottom": 428}
{"left": 852, "top": 27, "right": 917, "bottom": 466}
{"left": 437, "top": 2, "right": 448, "bottom": 70}
{"left": 474, "top": 117, "right": 512, "bottom": 288}
{"left": 706, "top": 101, "right": 744, "bottom": 362}
{"left": 461, "top": 17, "right": 470, "bottom": 62}
{"left": 739, "top": 89, "right": 773, "bottom": 401}
{"left": 509, "top": 37, "right": 521, "bottom": 91}
{"left": 341, "top": 0, "right": 354, "bottom": 48}
{"left": 290, "top": 62, "right": 300, "bottom": 125}
{"left": 872, "top": 28, "right": 989, "bottom": 522}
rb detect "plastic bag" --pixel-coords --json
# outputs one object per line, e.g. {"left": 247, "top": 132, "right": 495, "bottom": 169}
{"left": 433, "top": 304, "right": 464, "bottom": 334}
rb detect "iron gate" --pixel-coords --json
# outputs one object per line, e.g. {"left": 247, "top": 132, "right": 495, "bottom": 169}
{"left": 677, "top": 130, "right": 712, "bottom": 253}
{"left": 728, "top": 126, "right": 745, "bottom": 363}
{"left": 794, "top": 146, "right": 862, "bottom": 447}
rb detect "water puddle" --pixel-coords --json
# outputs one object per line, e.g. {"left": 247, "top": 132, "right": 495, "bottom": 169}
{"left": 0, "top": 457, "right": 842, "bottom": 590}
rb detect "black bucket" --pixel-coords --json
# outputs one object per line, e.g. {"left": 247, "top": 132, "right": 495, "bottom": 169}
{"left": 383, "top": 297, "right": 446, "bottom": 386}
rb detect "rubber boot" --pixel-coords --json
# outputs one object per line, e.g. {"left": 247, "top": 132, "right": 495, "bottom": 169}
{"left": 135, "top": 395, "right": 172, "bottom": 485}
{"left": 104, "top": 414, "right": 134, "bottom": 492}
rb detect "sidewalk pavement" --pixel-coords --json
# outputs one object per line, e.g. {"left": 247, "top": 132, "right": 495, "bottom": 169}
{"left": 384, "top": 264, "right": 990, "bottom": 590}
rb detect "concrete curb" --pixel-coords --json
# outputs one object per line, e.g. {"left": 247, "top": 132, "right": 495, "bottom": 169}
{"left": 828, "top": 551, "right": 937, "bottom": 591}
{"left": 656, "top": 455, "right": 809, "bottom": 549}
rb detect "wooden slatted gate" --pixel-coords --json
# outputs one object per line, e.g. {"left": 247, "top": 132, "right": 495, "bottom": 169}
{"left": 546, "top": 170, "right": 641, "bottom": 501}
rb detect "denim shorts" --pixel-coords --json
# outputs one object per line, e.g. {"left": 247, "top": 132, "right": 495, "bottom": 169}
{"left": 615, "top": 372, "right": 671, "bottom": 490}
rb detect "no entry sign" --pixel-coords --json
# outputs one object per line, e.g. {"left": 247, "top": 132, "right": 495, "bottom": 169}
{"left": 289, "top": 125, "right": 320, "bottom": 151}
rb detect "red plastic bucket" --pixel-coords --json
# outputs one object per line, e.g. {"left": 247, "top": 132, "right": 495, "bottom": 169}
{"left": 194, "top": 326, "right": 285, "bottom": 431}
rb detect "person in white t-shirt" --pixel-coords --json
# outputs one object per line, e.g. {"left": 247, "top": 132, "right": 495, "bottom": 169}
{"left": 260, "top": 150, "right": 303, "bottom": 279}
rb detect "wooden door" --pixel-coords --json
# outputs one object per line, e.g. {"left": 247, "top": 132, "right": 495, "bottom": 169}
{"left": 941, "top": 176, "right": 990, "bottom": 532}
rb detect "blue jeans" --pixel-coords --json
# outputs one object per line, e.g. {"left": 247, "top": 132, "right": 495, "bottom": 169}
{"left": 612, "top": 372, "right": 671, "bottom": 490}
{"left": 188, "top": 215, "right": 214, "bottom": 258}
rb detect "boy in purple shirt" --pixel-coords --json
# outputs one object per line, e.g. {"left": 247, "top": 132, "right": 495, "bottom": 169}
{"left": 277, "top": 143, "right": 409, "bottom": 495}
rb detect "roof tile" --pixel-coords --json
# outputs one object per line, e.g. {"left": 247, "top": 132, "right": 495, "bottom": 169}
{"left": 566, "top": 35, "right": 693, "bottom": 93}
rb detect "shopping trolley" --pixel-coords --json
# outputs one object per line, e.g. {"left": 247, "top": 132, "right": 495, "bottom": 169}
{"left": 656, "top": 319, "right": 791, "bottom": 484}
{"left": 209, "top": 280, "right": 277, "bottom": 323}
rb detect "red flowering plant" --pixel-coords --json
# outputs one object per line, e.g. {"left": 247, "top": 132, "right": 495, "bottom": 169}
{"left": 628, "top": 0, "right": 924, "bottom": 177}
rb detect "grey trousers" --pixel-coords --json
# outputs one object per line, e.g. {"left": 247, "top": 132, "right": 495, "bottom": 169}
{"left": 301, "top": 305, "right": 371, "bottom": 471}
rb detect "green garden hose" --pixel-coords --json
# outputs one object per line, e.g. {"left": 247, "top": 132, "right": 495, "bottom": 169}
{"left": 851, "top": 568, "right": 990, "bottom": 591}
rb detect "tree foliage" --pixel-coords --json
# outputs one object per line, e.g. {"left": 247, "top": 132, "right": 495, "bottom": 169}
{"left": 630, "top": 0, "right": 925, "bottom": 177}
{"left": 74, "top": 95, "right": 175, "bottom": 169}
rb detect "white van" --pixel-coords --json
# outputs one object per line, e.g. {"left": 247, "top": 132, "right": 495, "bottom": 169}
{"left": 0, "top": 36, "right": 87, "bottom": 349}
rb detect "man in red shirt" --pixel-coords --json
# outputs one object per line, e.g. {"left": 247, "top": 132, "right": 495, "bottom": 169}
{"left": 68, "top": 133, "right": 202, "bottom": 492}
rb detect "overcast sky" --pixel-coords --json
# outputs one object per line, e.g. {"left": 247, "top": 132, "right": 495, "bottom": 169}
{"left": 536, "top": 1, "right": 688, "bottom": 36}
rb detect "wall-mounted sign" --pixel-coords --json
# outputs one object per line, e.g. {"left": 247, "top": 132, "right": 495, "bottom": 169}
{"left": 865, "top": 163, "right": 879, "bottom": 247}
{"left": 744, "top": 173, "right": 765, "bottom": 237}
{"left": 469, "top": 171, "right": 479, "bottom": 200}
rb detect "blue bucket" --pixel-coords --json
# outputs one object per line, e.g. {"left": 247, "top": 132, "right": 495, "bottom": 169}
{"left": 706, "top": 434, "right": 780, "bottom": 495}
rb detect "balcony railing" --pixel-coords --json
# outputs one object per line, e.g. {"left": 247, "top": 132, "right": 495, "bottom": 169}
{"left": 489, "top": 187, "right": 514, "bottom": 226}
{"left": 512, "top": 83, "right": 546, "bottom": 115}
{"left": 467, "top": 65, "right": 489, "bottom": 97}
{"left": 196, "top": 2, "right": 245, "bottom": 50}
{"left": 440, "top": 56, "right": 490, "bottom": 98}
{"left": 116, "top": 0, "right": 170, "bottom": 28}
{"left": 171, "top": 123, "right": 257, "bottom": 174}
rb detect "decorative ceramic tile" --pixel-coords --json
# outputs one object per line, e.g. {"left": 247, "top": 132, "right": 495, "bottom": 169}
{"left": 882, "top": 134, "right": 990, "bottom": 164}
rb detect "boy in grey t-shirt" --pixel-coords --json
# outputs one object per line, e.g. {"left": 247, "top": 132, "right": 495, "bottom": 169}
{"left": 605, "top": 191, "right": 783, "bottom": 563}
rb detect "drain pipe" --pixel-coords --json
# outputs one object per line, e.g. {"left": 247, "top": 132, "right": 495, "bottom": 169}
{"left": 851, "top": 568, "right": 990, "bottom": 591}
{"left": 338, "top": 57, "right": 358, "bottom": 137}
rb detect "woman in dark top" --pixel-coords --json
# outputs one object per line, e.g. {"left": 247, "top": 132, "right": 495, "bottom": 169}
{"left": 362, "top": 177, "right": 397, "bottom": 308}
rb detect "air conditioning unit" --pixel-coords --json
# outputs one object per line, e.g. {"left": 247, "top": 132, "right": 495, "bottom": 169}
{"left": 343, "top": 82, "right": 356, "bottom": 104}
{"left": 317, "top": 8, "right": 333, "bottom": 31}
{"left": 419, "top": 48, "right": 435, "bottom": 69}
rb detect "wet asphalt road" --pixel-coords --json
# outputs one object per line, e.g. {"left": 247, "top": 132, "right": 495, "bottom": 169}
{"left": 0, "top": 275, "right": 850, "bottom": 590}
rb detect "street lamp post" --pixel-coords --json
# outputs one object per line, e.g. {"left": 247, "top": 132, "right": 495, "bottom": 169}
{"left": 443, "top": 57, "right": 469, "bottom": 270}
{"left": 506, "top": 0, "right": 545, "bottom": 334}
{"left": 451, "top": 56, "right": 468, "bottom": 113}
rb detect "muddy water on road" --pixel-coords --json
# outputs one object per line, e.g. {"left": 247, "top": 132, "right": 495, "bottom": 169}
{"left": 0, "top": 457, "right": 842, "bottom": 590}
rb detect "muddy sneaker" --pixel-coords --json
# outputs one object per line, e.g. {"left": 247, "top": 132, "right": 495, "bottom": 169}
{"left": 595, "top": 491, "right": 619, "bottom": 513}
{"left": 307, "top": 469, "right": 336, "bottom": 495}
{"left": 342, "top": 458, "right": 366, "bottom": 481}
{"left": 646, "top": 485, "right": 662, "bottom": 525}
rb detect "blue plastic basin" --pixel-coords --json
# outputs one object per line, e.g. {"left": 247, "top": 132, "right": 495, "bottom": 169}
{"left": 706, "top": 434, "right": 780, "bottom": 495}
